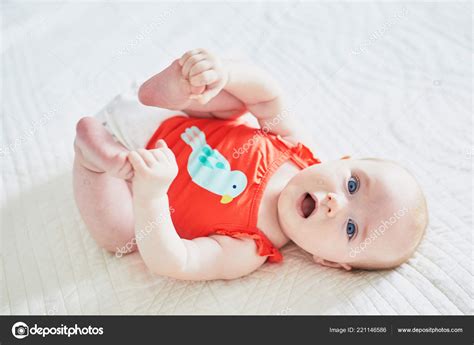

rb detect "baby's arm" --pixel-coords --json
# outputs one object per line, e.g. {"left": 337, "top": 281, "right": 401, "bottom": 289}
{"left": 139, "top": 49, "right": 296, "bottom": 139}
{"left": 128, "top": 141, "right": 266, "bottom": 280}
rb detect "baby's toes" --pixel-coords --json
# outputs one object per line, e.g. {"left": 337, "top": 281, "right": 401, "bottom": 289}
{"left": 128, "top": 151, "right": 148, "bottom": 172}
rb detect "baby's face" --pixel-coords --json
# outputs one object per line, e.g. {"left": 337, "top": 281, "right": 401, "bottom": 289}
{"left": 277, "top": 159, "right": 419, "bottom": 269}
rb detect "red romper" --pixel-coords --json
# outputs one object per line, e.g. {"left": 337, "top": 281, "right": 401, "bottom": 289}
{"left": 146, "top": 116, "right": 320, "bottom": 263}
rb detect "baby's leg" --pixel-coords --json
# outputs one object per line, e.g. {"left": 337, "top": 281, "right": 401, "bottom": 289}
{"left": 73, "top": 118, "right": 135, "bottom": 253}
{"left": 75, "top": 117, "right": 133, "bottom": 180}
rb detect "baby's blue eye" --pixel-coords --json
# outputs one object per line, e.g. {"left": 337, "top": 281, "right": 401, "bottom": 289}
{"left": 347, "top": 176, "right": 359, "bottom": 194}
{"left": 232, "top": 185, "right": 237, "bottom": 189}
{"left": 346, "top": 219, "right": 357, "bottom": 240}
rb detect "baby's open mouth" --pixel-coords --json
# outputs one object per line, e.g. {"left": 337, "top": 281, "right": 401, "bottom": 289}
{"left": 297, "top": 192, "right": 318, "bottom": 218}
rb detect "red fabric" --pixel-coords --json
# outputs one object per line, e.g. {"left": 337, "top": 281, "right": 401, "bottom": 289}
{"left": 146, "top": 116, "right": 320, "bottom": 263}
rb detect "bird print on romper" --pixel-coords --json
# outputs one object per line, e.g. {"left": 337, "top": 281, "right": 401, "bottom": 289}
{"left": 180, "top": 126, "right": 248, "bottom": 204}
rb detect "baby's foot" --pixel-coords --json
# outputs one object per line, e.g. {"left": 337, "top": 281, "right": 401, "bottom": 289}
{"left": 139, "top": 49, "right": 226, "bottom": 109}
{"left": 74, "top": 117, "right": 133, "bottom": 180}
{"left": 138, "top": 59, "right": 203, "bottom": 110}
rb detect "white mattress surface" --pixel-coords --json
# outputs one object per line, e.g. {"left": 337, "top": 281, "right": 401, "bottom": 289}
{"left": 1, "top": 2, "right": 472, "bottom": 315}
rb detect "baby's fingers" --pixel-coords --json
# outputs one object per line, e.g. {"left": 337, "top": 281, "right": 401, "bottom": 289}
{"left": 150, "top": 148, "right": 169, "bottom": 163}
{"left": 182, "top": 54, "right": 206, "bottom": 78}
{"left": 162, "top": 148, "right": 177, "bottom": 166}
{"left": 128, "top": 151, "right": 147, "bottom": 172}
{"left": 189, "top": 70, "right": 218, "bottom": 87}
{"left": 137, "top": 148, "right": 157, "bottom": 167}
{"left": 178, "top": 49, "right": 204, "bottom": 66}
{"left": 189, "top": 60, "right": 213, "bottom": 77}
{"left": 153, "top": 140, "right": 177, "bottom": 164}
{"left": 190, "top": 85, "right": 205, "bottom": 95}
{"left": 155, "top": 139, "right": 167, "bottom": 148}
{"left": 193, "top": 82, "right": 223, "bottom": 104}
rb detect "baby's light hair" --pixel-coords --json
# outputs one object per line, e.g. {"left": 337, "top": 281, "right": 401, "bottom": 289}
{"left": 352, "top": 158, "right": 429, "bottom": 270}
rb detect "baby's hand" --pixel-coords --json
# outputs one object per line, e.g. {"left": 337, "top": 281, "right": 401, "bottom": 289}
{"left": 178, "top": 49, "right": 228, "bottom": 105}
{"left": 128, "top": 140, "right": 178, "bottom": 200}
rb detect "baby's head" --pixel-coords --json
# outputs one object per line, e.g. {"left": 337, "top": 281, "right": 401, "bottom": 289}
{"left": 277, "top": 158, "right": 428, "bottom": 270}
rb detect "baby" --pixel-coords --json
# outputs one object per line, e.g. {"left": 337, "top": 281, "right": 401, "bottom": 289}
{"left": 73, "top": 49, "right": 428, "bottom": 280}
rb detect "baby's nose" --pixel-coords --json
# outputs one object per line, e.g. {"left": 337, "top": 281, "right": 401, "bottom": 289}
{"left": 325, "top": 192, "right": 346, "bottom": 218}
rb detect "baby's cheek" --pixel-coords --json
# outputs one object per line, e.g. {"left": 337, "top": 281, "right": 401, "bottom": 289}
{"left": 311, "top": 224, "right": 343, "bottom": 253}
{"left": 280, "top": 204, "right": 294, "bottom": 222}
{"left": 299, "top": 223, "right": 322, "bottom": 247}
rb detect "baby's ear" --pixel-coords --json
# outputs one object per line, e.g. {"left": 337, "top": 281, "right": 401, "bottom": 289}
{"left": 313, "top": 255, "right": 352, "bottom": 271}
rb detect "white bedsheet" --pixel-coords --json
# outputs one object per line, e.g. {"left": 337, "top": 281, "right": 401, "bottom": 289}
{"left": 1, "top": 1, "right": 472, "bottom": 315}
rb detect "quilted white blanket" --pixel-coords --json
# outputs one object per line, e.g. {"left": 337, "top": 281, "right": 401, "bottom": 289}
{"left": 1, "top": 2, "right": 472, "bottom": 315}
